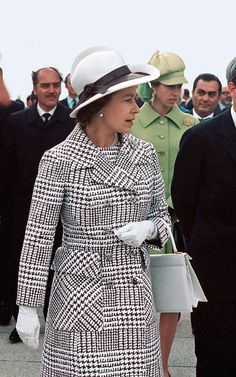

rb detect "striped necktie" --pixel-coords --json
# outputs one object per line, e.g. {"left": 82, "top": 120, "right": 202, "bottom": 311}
{"left": 72, "top": 99, "right": 77, "bottom": 109}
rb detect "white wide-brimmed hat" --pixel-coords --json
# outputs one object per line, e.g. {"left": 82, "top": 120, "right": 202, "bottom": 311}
{"left": 70, "top": 46, "right": 160, "bottom": 118}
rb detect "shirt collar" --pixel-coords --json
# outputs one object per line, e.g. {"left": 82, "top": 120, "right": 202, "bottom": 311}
{"left": 68, "top": 96, "right": 78, "bottom": 108}
{"left": 192, "top": 108, "right": 214, "bottom": 120}
{"left": 37, "top": 104, "right": 57, "bottom": 118}
{"left": 230, "top": 106, "right": 236, "bottom": 128}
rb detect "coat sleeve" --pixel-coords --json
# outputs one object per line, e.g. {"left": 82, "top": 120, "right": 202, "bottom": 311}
{"left": 171, "top": 127, "right": 206, "bottom": 239}
{"left": 146, "top": 146, "right": 171, "bottom": 248}
{"left": 16, "top": 151, "right": 65, "bottom": 307}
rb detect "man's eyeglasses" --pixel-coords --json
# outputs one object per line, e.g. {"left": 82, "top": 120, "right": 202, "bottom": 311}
{"left": 221, "top": 91, "right": 230, "bottom": 96}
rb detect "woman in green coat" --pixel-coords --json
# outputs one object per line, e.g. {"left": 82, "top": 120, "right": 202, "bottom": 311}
{"left": 132, "top": 50, "right": 198, "bottom": 377}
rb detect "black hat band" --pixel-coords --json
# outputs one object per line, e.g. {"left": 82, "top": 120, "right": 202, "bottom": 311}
{"left": 79, "top": 65, "right": 132, "bottom": 103}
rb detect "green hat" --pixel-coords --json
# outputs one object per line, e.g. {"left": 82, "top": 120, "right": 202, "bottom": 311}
{"left": 149, "top": 50, "right": 188, "bottom": 85}
{"left": 139, "top": 50, "right": 188, "bottom": 102}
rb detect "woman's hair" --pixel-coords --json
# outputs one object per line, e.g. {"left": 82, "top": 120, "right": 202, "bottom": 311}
{"left": 76, "top": 93, "right": 113, "bottom": 128}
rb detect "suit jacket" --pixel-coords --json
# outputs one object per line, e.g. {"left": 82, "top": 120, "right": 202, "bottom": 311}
{"left": 171, "top": 108, "right": 236, "bottom": 299}
{"left": 16, "top": 127, "right": 169, "bottom": 375}
{"left": 59, "top": 97, "right": 69, "bottom": 108}
{"left": 0, "top": 103, "right": 75, "bottom": 264}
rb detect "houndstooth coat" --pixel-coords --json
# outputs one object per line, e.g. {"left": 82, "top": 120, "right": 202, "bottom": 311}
{"left": 17, "top": 126, "right": 170, "bottom": 377}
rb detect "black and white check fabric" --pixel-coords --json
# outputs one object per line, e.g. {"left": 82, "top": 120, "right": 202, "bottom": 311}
{"left": 17, "top": 126, "right": 169, "bottom": 376}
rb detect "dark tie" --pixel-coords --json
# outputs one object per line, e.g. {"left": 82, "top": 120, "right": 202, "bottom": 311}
{"left": 43, "top": 113, "right": 51, "bottom": 124}
{"left": 72, "top": 99, "right": 77, "bottom": 109}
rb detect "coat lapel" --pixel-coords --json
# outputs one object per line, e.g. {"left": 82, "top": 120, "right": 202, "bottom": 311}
{"left": 67, "top": 128, "right": 151, "bottom": 191}
{"left": 220, "top": 109, "right": 236, "bottom": 164}
{"left": 92, "top": 134, "right": 148, "bottom": 190}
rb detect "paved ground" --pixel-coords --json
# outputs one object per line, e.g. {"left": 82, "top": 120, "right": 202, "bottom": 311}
{"left": 0, "top": 311, "right": 196, "bottom": 377}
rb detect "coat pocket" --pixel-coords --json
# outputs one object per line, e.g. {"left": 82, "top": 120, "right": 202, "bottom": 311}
{"left": 51, "top": 245, "right": 101, "bottom": 278}
{"left": 49, "top": 246, "right": 103, "bottom": 332}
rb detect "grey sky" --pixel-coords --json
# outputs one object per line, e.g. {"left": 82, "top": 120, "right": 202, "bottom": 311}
{"left": 1, "top": 0, "right": 235, "bottom": 104}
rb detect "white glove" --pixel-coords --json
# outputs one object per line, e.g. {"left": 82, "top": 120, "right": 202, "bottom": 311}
{"left": 114, "top": 220, "right": 157, "bottom": 247}
{"left": 16, "top": 306, "right": 40, "bottom": 350}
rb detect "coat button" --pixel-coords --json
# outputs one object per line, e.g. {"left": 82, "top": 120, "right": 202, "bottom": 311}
{"left": 104, "top": 228, "right": 112, "bottom": 235}
{"left": 105, "top": 199, "right": 112, "bottom": 207}
{"left": 159, "top": 135, "right": 165, "bottom": 139}
{"left": 105, "top": 253, "right": 113, "bottom": 262}
{"left": 159, "top": 151, "right": 165, "bottom": 156}
{"left": 128, "top": 196, "right": 138, "bottom": 204}
{"left": 132, "top": 277, "right": 138, "bottom": 285}
{"left": 159, "top": 119, "right": 165, "bottom": 125}
{"left": 107, "top": 281, "right": 114, "bottom": 288}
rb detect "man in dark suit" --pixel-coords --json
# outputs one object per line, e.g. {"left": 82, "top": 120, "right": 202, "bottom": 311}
{"left": 171, "top": 58, "right": 236, "bottom": 376}
{"left": 188, "top": 73, "right": 222, "bottom": 120}
{"left": 0, "top": 67, "right": 75, "bottom": 342}
{"left": 0, "top": 70, "right": 25, "bottom": 328}
{"left": 60, "top": 73, "right": 79, "bottom": 109}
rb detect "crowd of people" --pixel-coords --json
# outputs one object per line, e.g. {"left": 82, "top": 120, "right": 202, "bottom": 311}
{"left": 0, "top": 47, "right": 235, "bottom": 377}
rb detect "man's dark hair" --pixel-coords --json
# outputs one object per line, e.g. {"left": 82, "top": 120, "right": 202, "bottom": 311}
{"left": 64, "top": 73, "right": 70, "bottom": 85}
{"left": 31, "top": 67, "right": 63, "bottom": 86}
{"left": 27, "top": 91, "right": 37, "bottom": 102}
{"left": 192, "top": 73, "right": 222, "bottom": 94}
{"left": 183, "top": 89, "right": 190, "bottom": 96}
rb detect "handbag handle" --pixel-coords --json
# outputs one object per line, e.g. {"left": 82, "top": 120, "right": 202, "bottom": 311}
{"left": 158, "top": 218, "right": 178, "bottom": 253}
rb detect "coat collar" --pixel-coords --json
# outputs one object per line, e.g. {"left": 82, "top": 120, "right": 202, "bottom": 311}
{"left": 137, "top": 102, "right": 193, "bottom": 129}
{"left": 67, "top": 126, "right": 153, "bottom": 190}
{"left": 220, "top": 107, "right": 236, "bottom": 164}
{"left": 27, "top": 103, "right": 72, "bottom": 125}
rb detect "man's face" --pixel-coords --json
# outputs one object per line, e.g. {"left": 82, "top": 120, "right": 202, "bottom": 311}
{"left": 192, "top": 79, "right": 220, "bottom": 118}
{"left": 66, "top": 75, "right": 77, "bottom": 98}
{"left": 220, "top": 86, "right": 232, "bottom": 107}
{"left": 33, "top": 68, "right": 61, "bottom": 111}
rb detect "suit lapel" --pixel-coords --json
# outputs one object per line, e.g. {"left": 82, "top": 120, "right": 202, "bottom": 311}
{"left": 27, "top": 104, "right": 44, "bottom": 127}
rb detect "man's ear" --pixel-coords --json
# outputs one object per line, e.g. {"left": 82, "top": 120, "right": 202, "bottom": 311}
{"left": 228, "top": 81, "right": 236, "bottom": 94}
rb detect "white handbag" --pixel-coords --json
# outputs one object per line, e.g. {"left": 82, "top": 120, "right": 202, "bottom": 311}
{"left": 150, "top": 219, "right": 207, "bottom": 313}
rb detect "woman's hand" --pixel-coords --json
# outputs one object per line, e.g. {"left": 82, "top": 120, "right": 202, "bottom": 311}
{"left": 114, "top": 220, "right": 156, "bottom": 247}
{"left": 16, "top": 306, "right": 40, "bottom": 349}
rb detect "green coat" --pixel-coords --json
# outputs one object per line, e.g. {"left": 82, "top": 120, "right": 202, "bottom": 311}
{"left": 132, "top": 103, "right": 199, "bottom": 208}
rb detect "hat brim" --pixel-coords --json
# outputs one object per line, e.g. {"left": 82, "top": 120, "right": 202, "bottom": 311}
{"left": 70, "top": 64, "right": 159, "bottom": 118}
{"left": 158, "top": 74, "right": 188, "bottom": 86}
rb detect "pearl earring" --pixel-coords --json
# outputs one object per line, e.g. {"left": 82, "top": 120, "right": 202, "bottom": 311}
{"left": 99, "top": 112, "right": 104, "bottom": 118}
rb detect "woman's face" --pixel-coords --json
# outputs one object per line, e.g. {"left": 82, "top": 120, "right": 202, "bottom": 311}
{"left": 102, "top": 86, "right": 140, "bottom": 133}
{"left": 153, "top": 83, "right": 182, "bottom": 108}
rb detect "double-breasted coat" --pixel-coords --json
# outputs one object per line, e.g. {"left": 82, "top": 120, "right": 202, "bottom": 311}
{"left": 17, "top": 126, "right": 170, "bottom": 377}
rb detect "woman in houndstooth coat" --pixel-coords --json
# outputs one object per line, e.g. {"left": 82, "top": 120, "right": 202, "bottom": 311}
{"left": 16, "top": 47, "right": 170, "bottom": 377}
